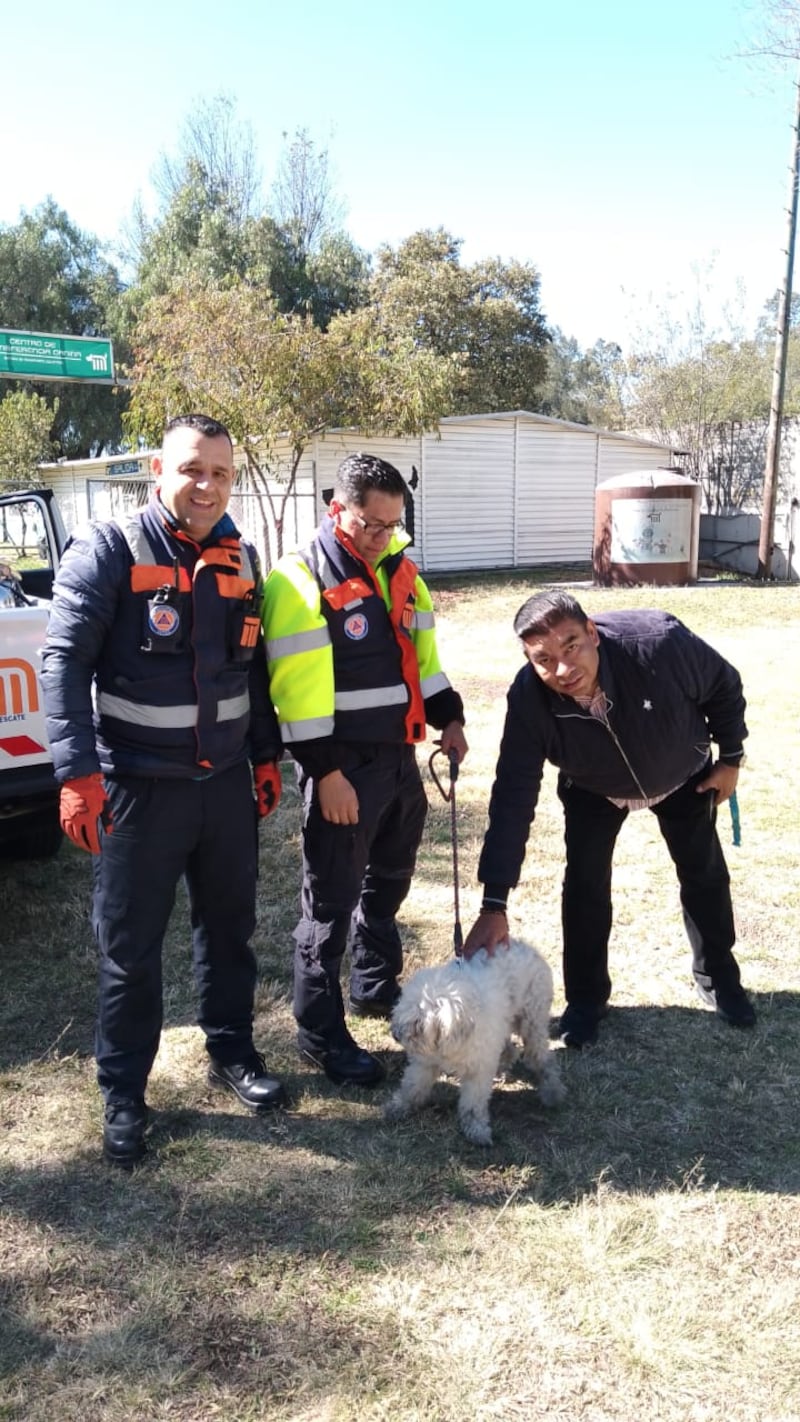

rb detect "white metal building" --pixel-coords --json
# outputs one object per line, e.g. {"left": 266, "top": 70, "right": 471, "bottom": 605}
{"left": 37, "top": 412, "right": 676, "bottom": 574}
{"left": 311, "top": 412, "right": 677, "bottom": 572}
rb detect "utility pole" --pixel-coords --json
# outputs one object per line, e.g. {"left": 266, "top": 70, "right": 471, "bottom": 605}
{"left": 759, "top": 71, "right": 800, "bottom": 579}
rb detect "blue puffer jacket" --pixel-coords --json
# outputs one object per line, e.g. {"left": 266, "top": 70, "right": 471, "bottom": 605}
{"left": 478, "top": 609, "right": 747, "bottom": 896}
{"left": 41, "top": 499, "right": 281, "bottom": 781}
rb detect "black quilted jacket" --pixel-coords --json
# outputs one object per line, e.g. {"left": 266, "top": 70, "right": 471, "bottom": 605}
{"left": 478, "top": 609, "right": 747, "bottom": 898}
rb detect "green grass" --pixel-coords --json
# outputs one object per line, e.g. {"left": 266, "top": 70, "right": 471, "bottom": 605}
{"left": 1, "top": 572, "right": 799, "bottom": 1421}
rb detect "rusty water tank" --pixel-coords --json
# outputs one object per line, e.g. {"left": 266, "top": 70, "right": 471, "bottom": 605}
{"left": 593, "top": 468, "right": 701, "bottom": 587}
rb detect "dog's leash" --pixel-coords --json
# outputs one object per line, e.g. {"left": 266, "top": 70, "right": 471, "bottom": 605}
{"left": 428, "top": 746, "right": 463, "bottom": 955}
{"left": 729, "top": 790, "right": 741, "bottom": 847}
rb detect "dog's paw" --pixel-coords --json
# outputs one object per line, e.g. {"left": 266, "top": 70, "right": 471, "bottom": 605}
{"left": 537, "top": 1073, "right": 566, "bottom": 1108}
{"left": 383, "top": 1094, "right": 409, "bottom": 1123}
{"left": 497, "top": 1040, "right": 520, "bottom": 1075}
{"left": 458, "top": 1109, "right": 493, "bottom": 1147}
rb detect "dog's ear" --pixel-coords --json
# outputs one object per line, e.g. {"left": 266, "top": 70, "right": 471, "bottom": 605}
{"left": 400, "top": 1006, "right": 438, "bottom": 1053}
{"left": 435, "top": 994, "right": 473, "bottom": 1047}
{"left": 407, "top": 994, "right": 453, "bottom": 1053}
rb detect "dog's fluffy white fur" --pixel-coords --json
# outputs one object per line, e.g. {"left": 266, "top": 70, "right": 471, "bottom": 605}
{"left": 385, "top": 938, "right": 565, "bottom": 1146}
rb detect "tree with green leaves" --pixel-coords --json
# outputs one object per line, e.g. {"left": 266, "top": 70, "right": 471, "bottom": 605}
{"left": 369, "top": 228, "right": 551, "bottom": 413}
{"left": 126, "top": 106, "right": 368, "bottom": 333}
{"left": 152, "top": 93, "right": 263, "bottom": 229}
{"left": 0, "top": 200, "right": 127, "bottom": 457}
{"left": 125, "top": 273, "right": 459, "bottom": 565}
{"left": 270, "top": 127, "right": 344, "bottom": 259}
{"left": 625, "top": 332, "right": 781, "bottom": 512}
{"left": 0, "top": 390, "right": 57, "bottom": 491}
{"left": 537, "top": 329, "right": 626, "bottom": 427}
{"left": 125, "top": 158, "right": 255, "bottom": 306}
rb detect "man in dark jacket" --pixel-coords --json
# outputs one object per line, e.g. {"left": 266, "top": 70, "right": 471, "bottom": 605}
{"left": 263, "top": 453, "right": 468, "bottom": 1087}
{"left": 462, "top": 589, "right": 754, "bottom": 1048}
{"left": 41, "top": 414, "right": 287, "bottom": 1167}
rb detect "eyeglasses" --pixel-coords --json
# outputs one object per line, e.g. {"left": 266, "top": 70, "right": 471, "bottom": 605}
{"left": 347, "top": 509, "right": 405, "bottom": 536}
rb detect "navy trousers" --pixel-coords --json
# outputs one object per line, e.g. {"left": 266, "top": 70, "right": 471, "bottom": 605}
{"left": 557, "top": 762, "right": 742, "bottom": 1009}
{"left": 293, "top": 743, "right": 428, "bottom": 1053}
{"left": 92, "top": 762, "right": 259, "bottom": 1104}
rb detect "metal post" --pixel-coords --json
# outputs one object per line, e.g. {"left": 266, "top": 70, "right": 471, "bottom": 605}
{"left": 759, "top": 73, "right": 800, "bottom": 579}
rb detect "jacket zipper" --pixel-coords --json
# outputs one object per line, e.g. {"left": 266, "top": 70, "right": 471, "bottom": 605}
{"left": 556, "top": 696, "right": 650, "bottom": 801}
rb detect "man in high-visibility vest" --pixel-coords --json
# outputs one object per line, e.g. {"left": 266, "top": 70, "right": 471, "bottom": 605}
{"left": 263, "top": 453, "right": 468, "bottom": 1087}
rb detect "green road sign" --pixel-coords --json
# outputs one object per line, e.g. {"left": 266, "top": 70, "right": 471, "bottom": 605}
{"left": 0, "top": 328, "right": 115, "bottom": 384}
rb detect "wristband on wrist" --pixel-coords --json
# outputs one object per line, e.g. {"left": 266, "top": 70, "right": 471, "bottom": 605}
{"left": 481, "top": 899, "right": 508, "bottom": 915}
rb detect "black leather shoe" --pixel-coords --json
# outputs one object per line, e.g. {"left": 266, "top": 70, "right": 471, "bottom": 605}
{"left": 299, "top": 1041, "right": 386, "bottom": 1086}
{"left": 103, "top": 1100, "right": 148, "bottom": 1168}
{"left": 208, "top": 1051, "right": 287, "bottom": 1111}
{"left": 348, "top": 990, "right": 400, "bottom": 1020}
{"left": 559, "top": 1003, "right": 608, "bottom": 1050}
{"left": 696, "top": 983, "right": 756, "bottom": 1028}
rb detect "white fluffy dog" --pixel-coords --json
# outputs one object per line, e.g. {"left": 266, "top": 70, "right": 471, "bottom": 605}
{"left": 385, "top": 938, "right": 565, "bottom": 1146}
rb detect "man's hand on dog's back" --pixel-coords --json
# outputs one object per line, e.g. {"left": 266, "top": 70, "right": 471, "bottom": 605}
{"left": 462, "top": 911, "right": 510, "bottom": 959}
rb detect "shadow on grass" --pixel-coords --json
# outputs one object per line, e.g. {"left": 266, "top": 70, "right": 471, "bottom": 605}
{"left": 0, "top": 845, "right": 299, "bottom": 1070}
{"left": 0, "top": 849, "right": 437, "bottom": 1073}
{"left": 2, "top": 994, "right": 800, "bottom": 1398}
{"left": 4, "top": 993, "right": 800, "bottom": 1189}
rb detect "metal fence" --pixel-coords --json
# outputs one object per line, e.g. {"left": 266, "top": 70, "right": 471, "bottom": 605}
{"left": 0, "top": 472, "right": 319, "bottom": 572}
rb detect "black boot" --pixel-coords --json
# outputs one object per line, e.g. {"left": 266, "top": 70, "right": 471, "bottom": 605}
{"left": 103, "top": 1100, "right": 148, "bottom": 1168}
{"left": 696, "top": 983, "right": 756, "bottom": 1027}
{"left": 208, "top": 1051, "right": 287, "bottom": 1111}
{"left": 299, "top": 1030, "right": 385, "bottom": 1086}
{"left": 558, "top": 1002, "right": 609, "bottom": 1050}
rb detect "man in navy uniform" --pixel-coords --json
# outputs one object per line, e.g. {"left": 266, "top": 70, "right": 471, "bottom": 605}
{"left": 42, "top": 414, "right": 286, "bottom": 1166}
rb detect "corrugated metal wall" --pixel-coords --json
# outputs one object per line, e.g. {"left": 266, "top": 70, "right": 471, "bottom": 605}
{"left": 414, "top": 418, "right": 674, "bottom": 573}
{"left": 313, "top": 432, "right": 425, "bottom": 561}
{"left": 421, "top": 420, "right": 515, "bottom": 571}
{"left": 38, "top": 417, "right": 675, "bottom": 576}
{"left": 516, "top": 422, "right": 597, "bottom": 565}
{"left": 596, "top": 436, "right": 675, "bottom": 481}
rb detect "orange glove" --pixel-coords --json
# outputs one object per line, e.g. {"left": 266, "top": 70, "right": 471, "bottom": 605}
{"left": 253, "top": 761, "right": 282, "bottom": 819}
{"left": 59, "top": 773, "right": 113, "bottom": 854}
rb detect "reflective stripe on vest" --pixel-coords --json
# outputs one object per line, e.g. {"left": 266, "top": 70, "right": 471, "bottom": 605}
{"left": 410, "top": 610, "right": 435, "bottom": 631}
{"left": 280, "top": 713, "right": 335, "bottom": 743}
{"left": 334, "top": 685, "right": 409, "bottom": 712}
{"left": 420, "top": 670, "right": 450, "bottom": 698}
{"left": 311, "top": 545, "right": 342, "bottom": 592}
{"left": 266, "top": 626, "right": 331, "bottom": 660}
{"left": 96, "top": 690, "right": 250, "bottom": 728}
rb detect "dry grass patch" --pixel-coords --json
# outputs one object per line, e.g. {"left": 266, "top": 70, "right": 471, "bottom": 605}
{"left": 1, "top": 573, "right": 799, "bottom": 1421}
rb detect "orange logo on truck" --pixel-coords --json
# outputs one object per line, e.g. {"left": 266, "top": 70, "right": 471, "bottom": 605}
{"left": 0, "top": 659, "right": 39, "bottom": 719}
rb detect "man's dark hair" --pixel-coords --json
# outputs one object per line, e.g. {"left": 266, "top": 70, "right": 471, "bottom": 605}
{"left": 513, "top": 589, "right": 589, "bottom": 640}
{"left": 164, "top": 413, "right": 233, "bottom": 448}
{"left": 333, "top": 452, "right": 407, "bottom": 506}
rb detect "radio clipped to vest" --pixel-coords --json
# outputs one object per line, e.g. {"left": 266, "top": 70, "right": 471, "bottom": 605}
{"left": 228, "top": 586, "right": 260, "bottom": 662}
{"left": 141, "top": 558, "right": 185, "bottom": 655}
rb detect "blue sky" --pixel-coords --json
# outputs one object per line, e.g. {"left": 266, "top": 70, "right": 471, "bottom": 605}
{"left": 2, "top": 0, "right": 796, "bottom": 349}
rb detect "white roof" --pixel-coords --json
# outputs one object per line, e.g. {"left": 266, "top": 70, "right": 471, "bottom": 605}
{"left": 322, "top": 410, "right": 675, "bottom": 452}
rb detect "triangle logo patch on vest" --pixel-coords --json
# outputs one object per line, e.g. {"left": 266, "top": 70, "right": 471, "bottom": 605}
{"left": 344, "top": 612, "right": 369, "bottom": 640}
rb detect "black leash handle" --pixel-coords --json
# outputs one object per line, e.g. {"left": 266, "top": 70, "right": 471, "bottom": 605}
{"left": 428, "top": 747, "right": 463, "bottom": 953}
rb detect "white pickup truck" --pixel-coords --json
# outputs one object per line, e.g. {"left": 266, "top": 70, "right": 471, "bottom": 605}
{"left": 0, "top": 488, "right": 67, "bottom": 858}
